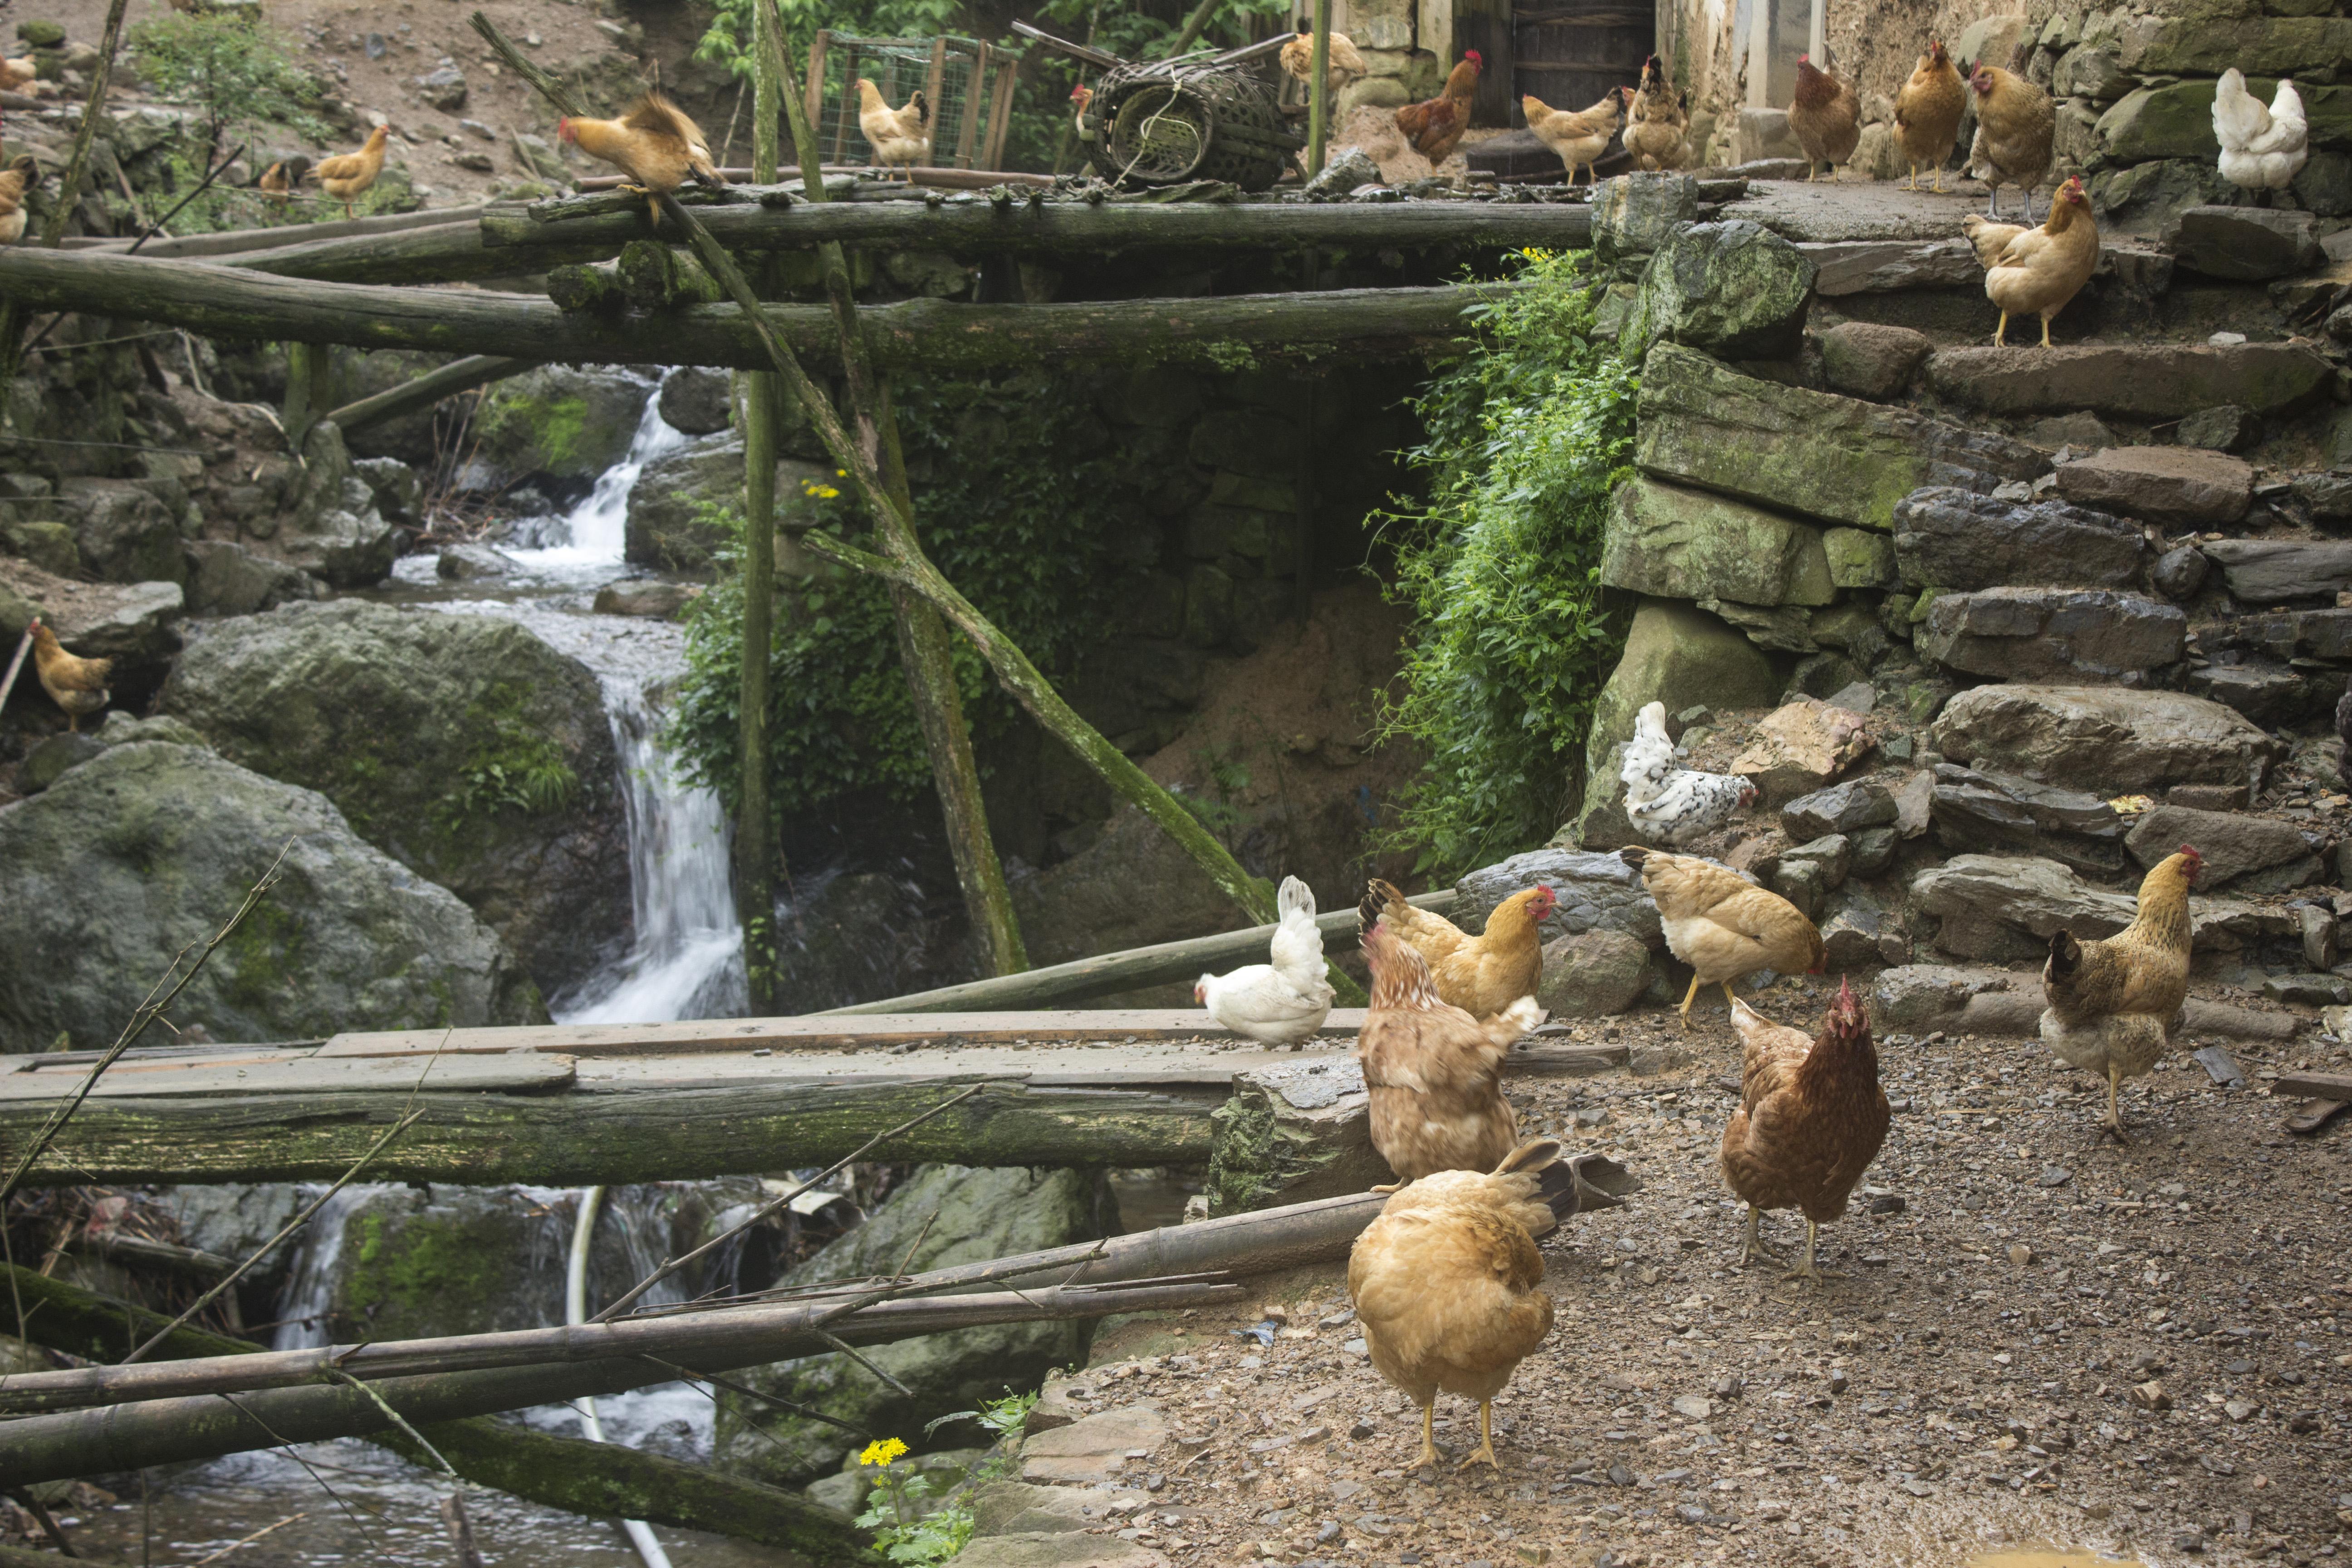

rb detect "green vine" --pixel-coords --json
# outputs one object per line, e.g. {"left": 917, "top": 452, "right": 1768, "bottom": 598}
{"left": 1369, "top": 249, "right": 1639, "bottom": 878}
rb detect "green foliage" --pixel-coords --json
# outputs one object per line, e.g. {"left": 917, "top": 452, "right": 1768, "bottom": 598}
{"left": 853, "top": 1394, "right": 1038, "bottom": 1567}
{"left": 129, "top": 13, "right": 325, "bottom": 145}
{"left": 440, "top": 718, "right": 581, "bottom": 828}
{"left": 1371, "top": 250, "right": 1638, "bottom": 877}
{"left": 668, "top": 372, "right": 1137, "bottom": 825}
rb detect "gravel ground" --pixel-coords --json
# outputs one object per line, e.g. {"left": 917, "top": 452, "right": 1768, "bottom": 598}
{"left": 1069, "top": 980, "right": 2352, "bottom": 1568}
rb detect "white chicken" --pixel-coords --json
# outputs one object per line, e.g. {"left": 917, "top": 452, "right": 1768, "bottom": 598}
{"left": 2214, "top": 69, "right": 2307, "bottom": 201}
{"left": 1196, "top": 875, "right": 1335, "bottom": 1047}
{"left": 1621, "top": 701, "right": 1757, "bottom": 846}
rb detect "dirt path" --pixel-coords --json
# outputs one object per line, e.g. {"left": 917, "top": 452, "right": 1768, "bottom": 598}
{"left": 1060, "top": 989, "right": 2350, "bottom": 1568}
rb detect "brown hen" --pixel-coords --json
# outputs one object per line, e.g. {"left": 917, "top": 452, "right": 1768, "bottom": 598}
{"left": 1358, "top": 877, "right": 1554, "bottom": 1019}
{"left": 1348, "top": 1137, "right": 1567, "bottom": 1470}
{"left": 1618, "top": 847, "right": 1823, "bottom": 1029}
{"left": 1395, "top": 51, "right": 1482, "bottom": 164}
{"left": 29, "top": 618, "right": 111, "bottom": 732}
{"left": 1894, "top": 39, "right": 1966, "bottom": 191}
{"left": 1788, "top": 54, "right": 1860, "bottom": 181}
{"left": 1358, "top": 920, "right": 1544, "bottom": 1182}
{"left": 1721, "top": 980, "right": 1889, "bottom": 1283}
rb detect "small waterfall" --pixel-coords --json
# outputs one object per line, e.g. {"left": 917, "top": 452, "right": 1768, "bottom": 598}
{"left": 509, "top": 375, "right": 691, "bottom": 572}
{"left": 269, "top": 1185, "right": 394, "bottom": 1352}
{"left": 559, "top": 678, "right": 743, "bottom": 1025}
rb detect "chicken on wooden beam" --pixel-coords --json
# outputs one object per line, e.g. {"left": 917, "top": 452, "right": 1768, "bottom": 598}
{"left": 1357, "top": 919, "right": 1543, "bottom": 1182}
{"left": 856, "top": 79, "right": 931, "bottom": 183}
{"left": 2040, "top": 846, "right": 2199, "bottom": 1142}
{"left": 1195, "top": 875, "right": 1334, "bottom": 1047}
{"left": 1349, "top": 1137, "right": 1570, "bottom": 1470}
{"left": 559, "top": 93, "right": 725, "bottom": 227}
{"left": 1357, "top": 877, "right": 1551, "bottom": 1019}
{"left": 1720, "top": 979, "right": 1889, "bottom": 1283}
{"left": 1618, "top": 846, "right": 1824, "bottom": 1030}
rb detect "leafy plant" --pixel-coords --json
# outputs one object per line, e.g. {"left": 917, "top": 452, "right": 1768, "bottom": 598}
{"left": 1369, "top": 249, "right": 1638, "bottom": 877}
{"left": 852, "top": 1394, "right": 1039, "bottom": 1566}
{"left": 441, "top": 722, "right": 580, "bottom": 827}
{"left": 129, "top": 12, "right": 326, "bottom": 147}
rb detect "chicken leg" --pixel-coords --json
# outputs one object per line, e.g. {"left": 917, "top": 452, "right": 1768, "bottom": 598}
{"left": 1409, "top": 1402, "right": 1441, "bottom": 1470}
{"left": 1782, "top": 1218, "right": 1838, "bottom": 1284}
{"left": 2101, "top": 1060, "right": 2132, "bottom": 1145}
{"left": 2038, "top": 312, "right": 2055, "bottom": 349}
{"left": 1992, "top": 309, "right": 2011, "bottom": 348}
{"left": 1676, "top": 972, "right": 1701, "bottom": 1030}
{"left": 1459, "top": 1401, "right": 1500, "bottom": 1470}
{"left": 1736, "top": 1203, "right": 1786, "bottom": 1267}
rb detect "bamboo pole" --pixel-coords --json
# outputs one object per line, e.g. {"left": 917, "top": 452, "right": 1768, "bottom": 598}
{"left": 737, "top": 0, "right": 785, "bottom": 1017}
{"left": 0, "top": 1267, "right": 879, "bottom": 1560}
{"left": 768, "top": 3, "right": 1029, "bottom": 980}
{"left": 0, "top": 0, "right": 130, "bottom": 386}
{"left": 324, "top": 354, "right": 531, "bottom": 435}
{"left": 1308, "top": 0, "right": 1331, "bottom": 178}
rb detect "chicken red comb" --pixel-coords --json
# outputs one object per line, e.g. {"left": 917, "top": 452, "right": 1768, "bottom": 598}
{"left": 2179, "top": 843, "right": 2202, "bottom": 872}
{"left": 1464, "top": 48, "right": 1482, "bottom": 64}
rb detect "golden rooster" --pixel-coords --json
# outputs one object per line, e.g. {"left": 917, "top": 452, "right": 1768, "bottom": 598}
{"left": 0, "top": 155, "right": 41, "bottom": 245}
{"left": 1359, "top": 877, "right": 1553, "bottom": 1020}
{"left": 1348, "top": 1137, "right": 1568, "bottom": 1470}
{"left": 855, "top": 79, "right": 931, "bottom": 182}
{"left": 1893, "top": 39, "right": 1966, "bottom": 192}
{"left": 307, "top": 126, "right": 390, "bottom": 220}
{"left": 1618, "top": 847, "right": 1823, "bottom": 1029}
{"left": 2041, "top": 846, "right": 2199, "bottom": 1142}
{"left": 28, "top": 618, "right": 111, "bottom": 732}
{"left": 559, "top": 94, "right": 724, "bottom": 224}
{"left": 1965, "top": 174, "right": 2100, "bottom": 347}
{"left": 1280, "top": 30, "right": 1367, "bottom": 97}
{"left": 1358, "top": 920, "right": 1544, "bottom": 1182}
{"left": 1721, "top": 982, "right": 1889, "bottom": 1283}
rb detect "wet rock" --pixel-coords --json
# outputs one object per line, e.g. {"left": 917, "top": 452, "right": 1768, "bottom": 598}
{"left": 436, "top": 543, "right": 518, "bottom": 580}
{"left": 1581, "top": 598, "right": 1780, "bottom": 804}
{"left": 55, "top": 477, "right": 183, "bottom": 585}
{"left": 18, "top": 731, "right": 103, "bottom": 792}
{"left": 2186, "top": 657, "right": 2312, "bottom": 725}
{"left": 1781, "top": 833, "right": 1851, "bottom": 890}
{"left": 1601, "top": 478, "right": 1833, "bottom": 607}
{"left": 2236, "top": 606, "right": 2352, "bottom": 662}
{"left": 1457, "top": 848, "right": 1664, "bottom": 951}
{"left": 1930, "top": 762, "right": 2127, "bottom": 877}
{"left": 1924, "top": 343, "right": 2333, "bottom": 419}
{"left": 715, "top": 1164, "right": 1098, "bottom": 1487}
{"left": 2168, "top": 205, "right": 2321, "bottom": 281}
{"left": 1823, "top": 527, "right": 1896, "bottom": 588}
{"left": 2053, "top": 445, "right": 2253, "bottom": 527}
{"left": 1820, "top": 885, "right": 1896, "bottom": 970}
{"left": 2152, "top": 545, "right": 2209, "bottom": 600}
{"left": 2290, "top": 470, "right": 2352, "bottom": 522}
{"left": 1592, "top": 173, "right": 1700, "bottom": 266}
{"left": 1907, "top": 853, "right": 2293, "bottom": 963}
{"left": 2177, "top": 405, "right": 2262, "bottom": 453}
{"left": 2201, "top": 539, "right": 2352, "bottom": 603}
{"left": 350, "top": 457, "right": 421, "bottom": 525}
{"left": 162, "top": 602, "right": 628, "bottom": 995}
{"left": 592, "top": 580, "right": 699, "bottom": 618}
{"left": 625, "top": 432, "right": 832, "bottom": 576}
{"left": 1771, "top": 857, "right": 1827, "bottom": 919}
{"left": 1931, "top": 683, "right": 2284, "bottom": 794}
{"left": 1892, "top": 486, "right": 2148, "bottom": 592}
{"left": 1729, "top": 698, "right": 1875, "bottom": 804}
{"left": 1622, "top": 220, "right": 1816, "bottom": 361}
{"left": 657, "top": 368, "right": 733, "bottom": 436}
{"left": 274, "top": 422, "right": 396, "bottom": 588}
{"left": 1536, "top": 928, "right": 1653, "bottom": 1017}
{"left": 2122, "top": 803, "right": 2322, "bottom": 892}
{"left": 0, "top": 744, "right": 542, "bottom": 1049}
{"left": 1916, "top": 587, "right": 2185, "bottom": 683}
{"left": 0, "top": 520, "right": 78, "bottom": 578}
{"left": 470, "top": 367, "right": 654, "bottom": 492}
{"left": 1781, "top": 781, "right": 1896, "bottom": 839}
{"left": 1850, "top": 825, "right": 1897, "bottom": 877}
{"left": 1817, "top": 323, "right": 1935, "bottom": 402}
{"left": 1209, "top": 1057, "right": 1384, "bottom": 1212}
{"left": 1635, "top": 345, "right": 2042, "bottom": 533}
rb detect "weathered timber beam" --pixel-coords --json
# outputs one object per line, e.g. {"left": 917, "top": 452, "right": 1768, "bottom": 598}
{"left": 325, "top": 353, "right": 533, "bottom": 433}
{"left": 823, "top": 889, "right": 1458, "bottom": 1014}
{"left": 0, "top": 1265, "right": 877, "bottom": 1560}
{"left": 215, "top": 220, "right": 613, "bottom": 284}
{"left": 0, "top": 1076, "right": 1216, "bottom": 1188}
{"left": 0, "top": 1280, "right": 1235, "bottom": 1484}
{"left": 2274, "top": 1070, "right": 2352, "bottom": 1100}
{"left": 577, "top": 164, "right": 1058, "bottom": 192}
{"left": 69, "top": 203, "right": 495, "bottom": 257}
{"left": 0, "top": 249, "right": 1504, "bottom": 369}
{"left": 482, "top": 194, "right": 1594, "bottom": 256}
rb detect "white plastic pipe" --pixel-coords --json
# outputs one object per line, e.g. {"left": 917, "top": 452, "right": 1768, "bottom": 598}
{"left": 568, "top": 1186, "right": 675, "bottom": 1568}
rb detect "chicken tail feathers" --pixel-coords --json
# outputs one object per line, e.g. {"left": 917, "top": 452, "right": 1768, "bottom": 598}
{"left": 1278, "top": 875, "right": 1316, "bottom": 922}
{"left": 1359, "top": 877, "right": 1404, "bottom": 931}
{"left": 910, "top": 88, "right": 931, "bottom": 127}
{"left": 2047, "top": 927, "right": 2082, "bottom": 979}
{"left": 1616, "top": 845, "right": 1651, "bottom": 871}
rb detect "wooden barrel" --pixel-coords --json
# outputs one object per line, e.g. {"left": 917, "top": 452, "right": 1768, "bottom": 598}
{"left": 1511, "top": 1, "right": 1652, "bottom": 125}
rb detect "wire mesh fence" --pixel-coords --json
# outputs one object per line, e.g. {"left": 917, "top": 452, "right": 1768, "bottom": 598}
{"left": 803, "top": 32, "right": 1022, "bottom": 172}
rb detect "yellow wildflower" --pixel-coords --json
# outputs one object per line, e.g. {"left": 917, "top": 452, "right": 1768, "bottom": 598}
{"left": 861, "top": 1437, "right": 908, "bottom": 1468}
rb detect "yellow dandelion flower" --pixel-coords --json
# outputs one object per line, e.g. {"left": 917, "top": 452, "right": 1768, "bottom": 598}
{"left": 861, "top": 1437, "right": 908, "bottom": 1468}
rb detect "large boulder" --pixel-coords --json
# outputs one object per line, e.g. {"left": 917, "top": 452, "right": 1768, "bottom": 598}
{"left": 1728, "top": 698, "right": 1876, "bottom": 804}
{"left": 1931, "top": 684, "right": 2285, "bottom": 794}
{"left": 1592, "top": 173, "right": 1700, "bottom": 266}
{"left": 1600, "top": 478, "right": 1833, "bottom": 607}
{"left": 55, "top": 477, "right": 184, "bottom": 585}
{"left": 1929, "top": 762, "right": 2127, "bottom": 877}
{"left": 1580, "top": 597, "right": 1781, "bottom": 800}
{"left": 1818, "top": 323, "right": 1934, "bottom": 401}
{"left": 2200, "top": 539, "right": 2352, "bottom": 604}
{"left": 1893, "top": 487, "right": 2147, "bottom": 592}
{"left": 1622, "top": 220, "right": 1816, "bottom": 361}
{"left": 2122, "top": 803, "right": 2323, "bottom": 893}
{"left": 0, "top": 744, "right": 543, "bottom": 1050}
{"left": 714, "top": 1164, "right": 1098, "bottom": 1486}
{"left": 1924, "top": 343, "right": 2333, "bottom": 420}
{"left": 1634, "top": 345, "right": 2042, "bottom": 533}
{"left": 2168, "top": 206, "right": 2322, "bottom": 281}
{"left": 2053, "top": 445, "right": 2253, "bottom": 527}
{"left": 1916, "top": 587, "right": 2186, "bottom": 683}
{"left": 0, "top": 562, "right": 183, "bottom": 684}
{"left": 1906, "top": 853, "right": 2295, "bottom": 963}
{"left": 2095, "top": 77, "right": 2352, "bottom": 162}
{"left": 466, "top": 368, "right": 654, "bottom": 493}
{"left": 184, "top": 539, "right": 320, "bottom": 617}
{"left": 161, "top": 603, "right": 628, "bottom": 994}
{"left": 623, "top": 433, "right": 832, "bottom": 577}
{"left": 264, "top": 422, "right": 397, "bottom": 589}
{"left": 657, "top": 368, "right": 734, "bottom": 436}
{"left": 1455, "top": 847, "right": 1666, "bottom": 951}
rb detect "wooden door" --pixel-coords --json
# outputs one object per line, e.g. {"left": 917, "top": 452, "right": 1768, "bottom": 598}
{"left": 1454, "top": 0, "right": 1515, "bottom": 127}
{"left": 1511, "top": 1, "right": 1651, "bottom": 123}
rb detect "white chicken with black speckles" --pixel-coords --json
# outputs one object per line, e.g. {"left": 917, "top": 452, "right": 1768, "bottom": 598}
{"left": 1621, "top": 701, "right": 1757, "bottom": 847}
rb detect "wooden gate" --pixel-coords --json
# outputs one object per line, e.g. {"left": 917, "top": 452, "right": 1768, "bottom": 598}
{"left": 1510, "top": 1, "right": 1652, "bottom": 124}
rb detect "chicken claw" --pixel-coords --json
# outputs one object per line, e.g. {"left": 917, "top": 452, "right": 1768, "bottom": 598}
{"left": 1409, "top": 1404, "right": 1441, "bottom": 1470}
{"left": 2099, "top": 1063, "right": 2133, "bottom": 1145}
{"left": 1735, "top": 1204, "right": 1786, "bottom": 1267}
{"left": 1457, "top": 1401, "right": 1501, "bottom": 1470}
{"left": 1781, "top": 1219, "right": 1841, "bottom": 1284}
{"left": 1676, "top": 972, "right": 1701, "bottom": 1031}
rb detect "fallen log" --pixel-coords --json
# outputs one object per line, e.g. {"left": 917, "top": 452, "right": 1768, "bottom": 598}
{"left": 0, "top": 1265, "right": 876, "bottom": 1560}
{"left": 212, "top": 219, "right": 611, "bottom": 284}
{"left": 577, "top": 164, "right": 1058, "bottom": 191}
{"left": 2273, "top": 1069, "right": 2352, "bottom": 1100}
{"left": 66, "top": 204, "right": 495, "bottom": 258}
{"left": 0, "top": 248, "right": 1507, "bottom": 371}
{"left": 822, "top": 889, "right": 1457, "bottom": 1014}
{"left": 0, "top": 1075, "right": 1217, "bottom": 1188}
{"left": 481, "top": 193, "right": 1595, "bottom": 256}
{"left": 0, "top": 1278, "right": 1234, "bottom": 1484}
{"left": 323, "top": 353, "right": 533, "bottom": 434}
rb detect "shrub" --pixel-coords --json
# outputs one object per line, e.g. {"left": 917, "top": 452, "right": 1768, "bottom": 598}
{"left": 129, "top": 12, "right": 325, "bottom": 147}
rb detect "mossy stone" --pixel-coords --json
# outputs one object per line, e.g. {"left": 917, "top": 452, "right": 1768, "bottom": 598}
{"left": 1601, "top": 476, "right": 1833, "bottom": 607}
{"left": 1622, "top": 220, "right": 1816, "bottom": 363}
{"left": 1823, "top": 527, "right": 1897, "bottom": 588}
{"left": 1582, "top": 596, "right": 1781, "bottom": 792}
{"left": 15, "top": 20, "right": 64, "bottom": 47}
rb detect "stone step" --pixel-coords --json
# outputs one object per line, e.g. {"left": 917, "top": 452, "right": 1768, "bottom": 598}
{"left": 1922, "top": 341, "right": 2333, "bottom": 420}
{"left": 1916, "top": 585, "right": 2186, "bottom": 684}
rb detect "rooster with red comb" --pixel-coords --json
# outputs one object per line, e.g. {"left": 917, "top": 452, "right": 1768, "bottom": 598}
{"left": 1720, "top": 977, "right": 1890, "bottom": 1284}
{"left": 2041, "top": 845, "right": 2199, "bottom": 1141}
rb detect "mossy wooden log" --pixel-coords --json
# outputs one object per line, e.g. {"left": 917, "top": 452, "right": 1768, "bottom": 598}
{"left": 480, "top": 192, "right": 1594, "bottom": 256}
{"left": 546, "top": 260, "right": 627, "bottom": 314}
{"left": 212, "top": 220, "right": 612, "bottom": 284}
{"left": 324, "top": 353, "right": 533, "bottom": 433}
{"left": 0, "top": 1264, "right": 877, "bottom": 1560}
{"left": 0, "top": 248, "right": 1507, "bottom": 369}
{"left": 0, "top": 1077, "right": 1215, "bottom": 1188}
{"left": 73, "top": 204, "right": 494, "bottom": 257}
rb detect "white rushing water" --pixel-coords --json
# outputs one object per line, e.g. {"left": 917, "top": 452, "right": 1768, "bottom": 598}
{"left": 504, "top": 374, "right": 693, "bottom": 577}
